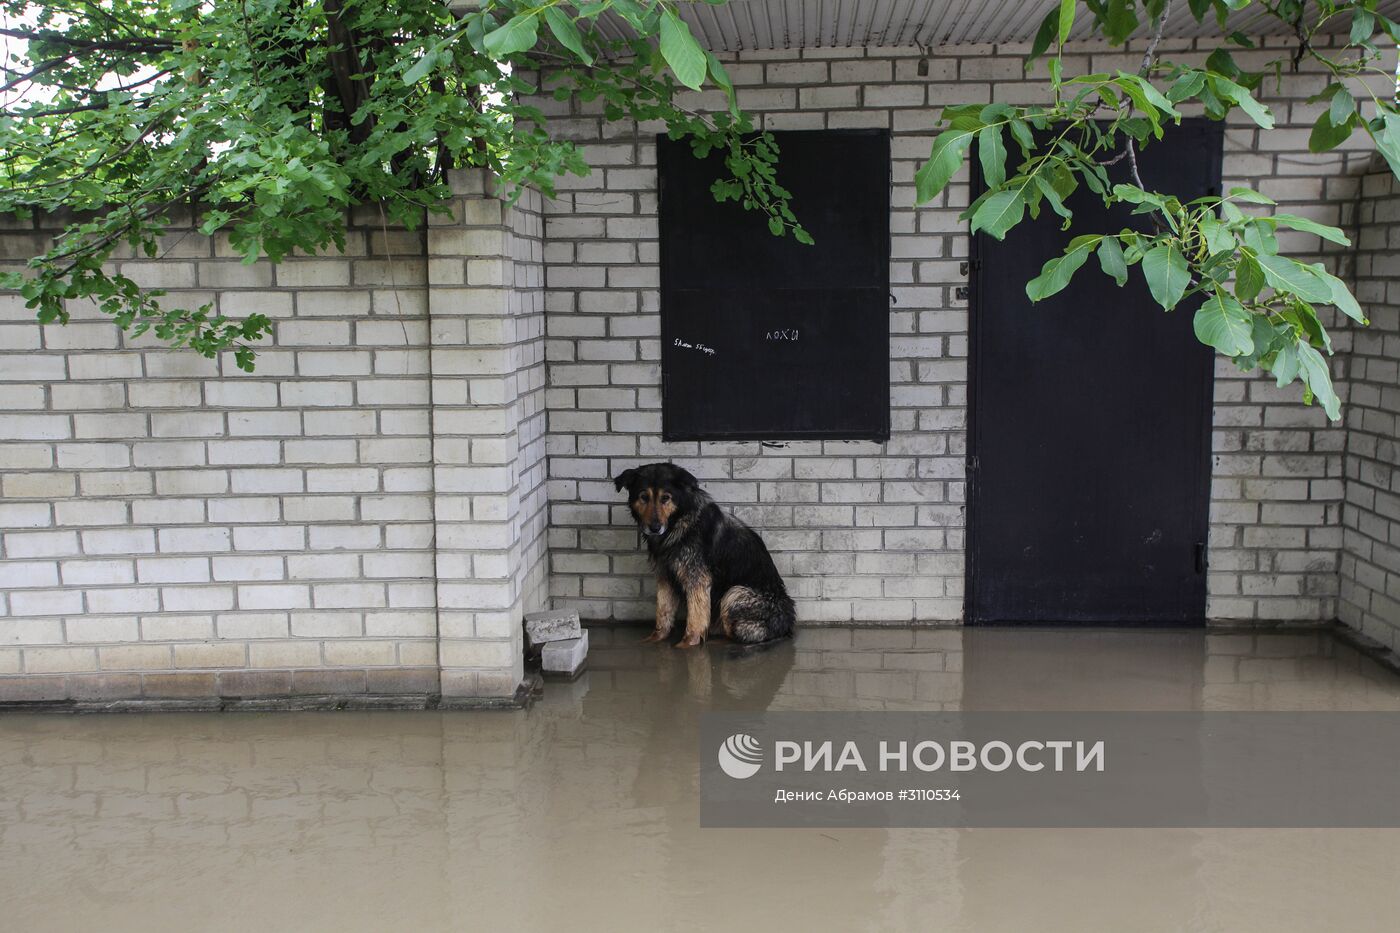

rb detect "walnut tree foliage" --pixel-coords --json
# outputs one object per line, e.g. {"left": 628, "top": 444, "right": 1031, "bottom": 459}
{"left": 0, "top": 1, "right": 1395, "bottom": 420}
{"left": 0, "top": 0, "right": 808, "bottom": 370}
{"left": 918, "top": 0, "right": 1400, "bottom": 420}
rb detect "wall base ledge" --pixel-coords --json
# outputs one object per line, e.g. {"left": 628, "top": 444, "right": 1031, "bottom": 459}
{"left": 0, "top": 668, "right": 542, "bottom": 712}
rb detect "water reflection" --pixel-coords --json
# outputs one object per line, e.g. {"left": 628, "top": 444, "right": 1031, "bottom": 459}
{"left": 3, "top": 626, "right": 1400, "bottom": 932}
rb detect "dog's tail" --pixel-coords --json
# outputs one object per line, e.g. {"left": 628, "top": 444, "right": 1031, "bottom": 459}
{"left": 722, "top": 585, "right": 796, "bottom": 644}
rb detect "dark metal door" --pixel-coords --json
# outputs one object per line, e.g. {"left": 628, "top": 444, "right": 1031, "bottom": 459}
{"left": 657, "top": 130, "right": 890, "bottom": 441}
{"left": 967, "top": 121, "right": 1221, "bottom": 625}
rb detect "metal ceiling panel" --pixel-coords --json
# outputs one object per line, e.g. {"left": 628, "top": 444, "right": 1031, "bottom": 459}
{"left": 652, "top": 0, "right": 1400, "bottom": 49}
{"left": 445, "top": 0, "right": 1400, "bottom": 52}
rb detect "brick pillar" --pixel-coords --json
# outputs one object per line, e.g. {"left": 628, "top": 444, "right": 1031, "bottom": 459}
{"left": 427, "top": 169, "right": 541, "bottom": 701}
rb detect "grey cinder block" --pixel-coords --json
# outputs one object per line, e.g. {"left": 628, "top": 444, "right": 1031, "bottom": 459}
{"left": 524, "top": 609, "right": 582, "bottom": 647}
{"left": 541, "top": 630, "right": 588, "bottom": 675}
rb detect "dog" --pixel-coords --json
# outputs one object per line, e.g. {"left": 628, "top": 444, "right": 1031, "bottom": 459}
{"left": 614, "top": 462, "right": 796, "bottom": 648}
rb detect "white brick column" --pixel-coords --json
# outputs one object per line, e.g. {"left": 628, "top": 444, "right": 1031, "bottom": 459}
{"left": 428, "top": 169, "right": 542, "bottom": 700}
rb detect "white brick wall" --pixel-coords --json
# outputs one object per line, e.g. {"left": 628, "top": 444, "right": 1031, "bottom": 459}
{"left": 1, "top": 39, "right": 1395, "bottom": 702}
{"left": 0, "top": 207, "right": 441, "bottom": 700}
{"left": 428, "top": 170, "right": 549, "bottom": 698}
{"left": 1340, "top": 164, "right": 1400, "bottom": 651}
{"left": 537, "top": 37, "right": 1368, "bottom": 624}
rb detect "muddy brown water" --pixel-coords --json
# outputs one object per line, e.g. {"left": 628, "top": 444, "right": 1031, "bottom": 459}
{"left": 4, "top": 626, "right": 1400, "bottom": 932}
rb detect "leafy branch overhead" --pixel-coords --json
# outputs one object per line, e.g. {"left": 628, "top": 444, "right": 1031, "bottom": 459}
{"left": 1, "top": 1, "right": 1394, "bottom": 420}
{"left": 0, "top": 0, "right": 808, "bottom": 370}
{"left": 916, "top": 0, "right": 1400, "bottom": 421}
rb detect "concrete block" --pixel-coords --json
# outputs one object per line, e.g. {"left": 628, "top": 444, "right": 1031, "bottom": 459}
{"left": 524, "top": 608, "right": 581, "bottom": 647}
{"left": 541, "top": 630, "right": 588, "bottom": 675}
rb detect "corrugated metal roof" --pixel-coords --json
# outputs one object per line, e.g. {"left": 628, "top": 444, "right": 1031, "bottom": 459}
{"left": 582, "top": 0, "right": 1400, "bottom": 50}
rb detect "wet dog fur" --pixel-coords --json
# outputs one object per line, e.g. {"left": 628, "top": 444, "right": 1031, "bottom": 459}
{"left": 615, "top": 462, "right": 796, "bottom": 648}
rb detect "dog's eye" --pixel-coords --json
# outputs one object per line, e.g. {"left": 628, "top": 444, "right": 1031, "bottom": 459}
{"left": 660, "top": 494, "right": 671, "bottom": 504}
{"left": 637, "top": 493, "right": 649, "bottom": 503}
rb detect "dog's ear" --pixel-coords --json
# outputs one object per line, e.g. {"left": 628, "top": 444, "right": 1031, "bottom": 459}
{"left": 613, "top": 468, "right": 638, "bottom": 493}
{"left": 670, "top": 465, "right": 700, "bottom": 491}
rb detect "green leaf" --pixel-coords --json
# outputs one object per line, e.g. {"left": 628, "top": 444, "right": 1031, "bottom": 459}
{"left": 1058, "top": 0, "right": 1076, "bottom": 43}
{"left": 1206, "top": 48, "right": 1242, "bottom": 80}
{"left": 1296, "top": 342, "right": 1341, "bottom": 421}
{"left": 1211, "top": 76, "right": 1274, "bottom": 128}
{"left": 659, "top": 9, "right": 707, "bottom": 90}
{"left": 1226, "top": 186, "right": 1274, "bottom": 205}
{"left": 1241, "top": 221, "right": 1277, "bottom": 256}
{"left": 1142, "top": 241, "right": 1190, "bottom": 310}
{"left": 1270, "top": 213, "right": 1350, "bottom": 246}
{"left": 1312, "top": 266, "right": 1368, "bottom": 324}
{"left": 1097, "top": 237, "right": 1128, "bottom": 286}
{"left": 969, "top": 189, "right": 1025, "bottom": 239}
{"left": 1028, "top": 8, "right": 1058, "bottom": 64}
{"left": 1033, "top": 174, "right": 1074, "bottom": 223}
{"left": 1193, "top": 293, "right": 1254, "bottom": 356}
{"left": 1026, "top": 235, "right": 1098, "bottom": 301}
{"left": 1052, "top": 0, "right": 1075, "bottom": 43}
{"left": 1113, "top": 184, "right": 1167, "bottom": 208}
{"left": 1198, "top": 217, "right": 1235, "bottom": 256}
{"left": 1168, "top": 70, "right": 1207, "bottom": 103}
{"left": 1255, "top": 254, "right": 1332, "bottom": 303}
{"left": 1309, "top": 110, "right": 1353, "bottom": 153}
{"left": 1370, "top": 111, "right": 1400, "bottom": 178}
{"left": 543, "top": 7, "right": 592, "bottom": 65}
{"left": 915, "top": 127, "right": 977, "bottom": 203}
{"left": 484, "top": 13, "right": 540, "bottom": 57}
{"left": 1330, "top": 86, "right": 1356, "bottom": 126}
{"left": 706, "top": 51, "right": 733, "bottom": 91}
{"left": 1249, "top": 315, "right": 1284, "bottom": 365}
{"left": 465, "top": 12, "right": 490, "bottom": 51}
{"left": 402, "top": 50, "right": 439, "bottom": 86}
{"left": 1008, "top": 118, "right": 1035, "bottom": 152}
{"left": 1119, "top": 72, "right": 1180, "bottom": 119}
{"left": 1271, "top": 339, "right": 1300, "bottom": 386}
{"left": 609, "top": 0, "right": 647, "bottom": 29}
{"left": 1235, "top": 254, "right": 1265, "bottom": 302}
{"left": 1290, "top": 301, "right": 1333, "bottom": 353}
{"left": 1115, "top": 78, "right": 1163, "bottom": 135}
{"left": 1103, "top": 0, "right": 1139, "bottom": 42}
{"left": 1352, "top": 8, "right": 1377, "bottom": 43}
{"left": 978, "top": 125, "right": 1007, "bottom": 188}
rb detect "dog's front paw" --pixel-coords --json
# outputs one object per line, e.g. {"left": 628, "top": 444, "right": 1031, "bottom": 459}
{"left": 641, "top": 630, "right": 668, "bottom": 644}
{"left": 674, "top": 634, "right": 704, "bottom": 649}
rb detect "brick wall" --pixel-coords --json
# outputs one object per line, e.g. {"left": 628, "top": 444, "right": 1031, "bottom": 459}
{"left": 538, "top": 36, "right": 1369, "bottom": 624}
{"left": 2, "top": 40, "right": 1397, "bottom": 702}
{"left": 0, "top": 170, "right": 544, "bottom": 702}
{"left": 427, "top": 172, "right": 549, "bottom": 698}
{"left": 1340, "top": 163, "right": 1400, "bottom": 652}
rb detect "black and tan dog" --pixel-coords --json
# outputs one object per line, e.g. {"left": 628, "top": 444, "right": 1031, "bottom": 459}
{"left": 615, "top": 462, "right": 796, "bottom": 648}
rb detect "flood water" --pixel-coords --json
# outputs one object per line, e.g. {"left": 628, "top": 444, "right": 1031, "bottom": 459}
{"left": 4, "top": 626, "right": 1400, "bottom": 932}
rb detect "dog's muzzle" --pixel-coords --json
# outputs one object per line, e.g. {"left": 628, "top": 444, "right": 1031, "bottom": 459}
{"left": 643, "top": 524, "right": 667, "bottom": 538}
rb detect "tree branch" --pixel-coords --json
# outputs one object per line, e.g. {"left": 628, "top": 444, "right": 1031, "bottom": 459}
{"left": 1128, "top": 2, "right": 1171, "bottom": 207}
{"left": 323, "top": 0, "right": 374, "bottom": 145}
{"left": 0, "top": 26, "right": 176, "bottom": 52}
{"left": 0, "top": 54, "right": 71, "bottom": 94}
{"left": 1138, "top": 0, "right": 1172, "bottom": 77}
{"left": 9, "top": 96, "right": 156, "bottom": 119}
